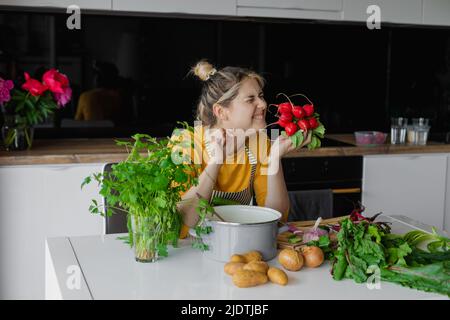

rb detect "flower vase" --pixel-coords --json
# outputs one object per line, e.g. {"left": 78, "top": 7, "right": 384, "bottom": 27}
{"left": 1, "top": 116, "right": 34, "bottom": 151}
{"left": 131, "top": 215, "right": 160, "bottom": 263}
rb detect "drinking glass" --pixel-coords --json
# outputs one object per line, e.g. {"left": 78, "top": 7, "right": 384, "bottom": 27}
{"left": 391, "top": 117, "right": 407, "bottom": 144}
{"left": 413, "top": 125, "right": 430, "bottom": 145}
{"left": 412, "top": 118, "right": 429, "bottom": 127}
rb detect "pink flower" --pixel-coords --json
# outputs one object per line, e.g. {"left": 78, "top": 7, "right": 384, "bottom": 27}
{"left": 53, "top": 86, "right": 72, "bottom": 107}
{"left": 42, "top": 69, "right": 69, "bottom": 94}
{"left": 22, "top": 72, "right": 48, "bottom": 96}
{"left": 42, "top": 69, "right": 72, "bottom": 107}
{"left": 0, "top": 77, "right": 14, "bottom": 105}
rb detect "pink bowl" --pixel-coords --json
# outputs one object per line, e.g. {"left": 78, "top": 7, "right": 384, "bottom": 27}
{"left": 354, "top": 131, "right": 387, "bottom": 146}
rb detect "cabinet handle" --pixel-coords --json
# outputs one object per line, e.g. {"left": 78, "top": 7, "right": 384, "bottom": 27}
{"left": 332, "top": 188, "right": 361, "bottom": 194}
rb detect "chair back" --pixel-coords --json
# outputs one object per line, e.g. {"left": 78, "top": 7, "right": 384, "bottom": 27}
{"left": 103, "top": 163, "right": 128, "bottom": 234}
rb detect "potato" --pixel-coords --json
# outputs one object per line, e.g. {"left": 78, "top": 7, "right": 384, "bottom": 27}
{"left": 232, "top": 269, "right": 268, "bottom": 288}
{"left": 278, "top": 248, "right": 304, "bottom": 271}
{"left": 243, "top": 250, "right": 263, "bottom": 263}
{"left": 243, "top": 261, "right": 269, "bottom": 274}
{"left": 267, "top": 267, "right": 288, "bottom": 286}
{"left": 224, "top": 262, "right": 245, "bottom": 276}
{"left": 230, "top": 254, "right": 247, "bottom": 263}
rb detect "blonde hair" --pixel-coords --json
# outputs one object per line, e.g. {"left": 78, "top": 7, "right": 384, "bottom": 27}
{"left": 190, "top": 60, "right": 265, "bottom": 126}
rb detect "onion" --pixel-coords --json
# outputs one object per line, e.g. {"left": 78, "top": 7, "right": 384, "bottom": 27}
{"left": 301, "top": 246, "right": 324, "bottom": 268}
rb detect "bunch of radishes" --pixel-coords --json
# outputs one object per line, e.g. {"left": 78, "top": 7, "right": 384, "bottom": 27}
{"left": 270, "top": 94, "right": 325, "bottom": 150}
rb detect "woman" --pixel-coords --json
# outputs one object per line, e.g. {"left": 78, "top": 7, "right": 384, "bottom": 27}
{"left": 177, "top": 60, "right": 311, "bottom": 238}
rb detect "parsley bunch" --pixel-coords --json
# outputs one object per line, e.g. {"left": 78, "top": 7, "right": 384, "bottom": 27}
{"left": 82, "top": 126, "right": 199, "bottom": 259}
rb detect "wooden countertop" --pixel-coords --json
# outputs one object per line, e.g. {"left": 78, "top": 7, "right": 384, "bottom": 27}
{"left": 1, "top": 134, "right": 450, "bottom": 166}
{"left": 0, "top": 138, "right": 131, "bottom": 166}
{"left": 285, "top": 134, "right": 450, "bottom": 158}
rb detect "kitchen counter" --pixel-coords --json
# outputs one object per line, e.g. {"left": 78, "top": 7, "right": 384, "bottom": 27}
{"left": 2, "top": 134, "right": 450, "bottom": 166}
{"left": 0, "top": 138, "right": 130, "bottom": 166}
{"left": 284, "top": 134, "right": 450, "bottom": 158}
{"left": 45, "top": 215, "right": 448, "bottom": 300}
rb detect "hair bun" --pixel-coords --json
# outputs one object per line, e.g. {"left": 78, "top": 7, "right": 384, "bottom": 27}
{"left": 192, "top": 60, "right": 217, "bottom": 81}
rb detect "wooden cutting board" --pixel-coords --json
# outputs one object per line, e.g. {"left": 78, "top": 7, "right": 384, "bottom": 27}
{"left": 277, "top": 216, "right": 348, "bottom": 251}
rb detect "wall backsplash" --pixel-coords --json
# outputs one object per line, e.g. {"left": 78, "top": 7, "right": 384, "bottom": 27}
{"left": 0, "top": 11, "right": 449, "bottom": 139}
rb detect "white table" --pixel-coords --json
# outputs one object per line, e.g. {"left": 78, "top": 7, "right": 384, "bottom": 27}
{"left": 45, "top": 215, "right": 449, "bottom": 300}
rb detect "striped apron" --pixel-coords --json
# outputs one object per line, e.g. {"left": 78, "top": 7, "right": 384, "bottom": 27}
{"left": 204, "top": 138, "right": 257, "bottom": 206}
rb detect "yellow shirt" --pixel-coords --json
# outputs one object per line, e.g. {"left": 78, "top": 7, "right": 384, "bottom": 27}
{"left": 173, "top": 126, "right": 288, "bottom": 238}
{"left": 75, "top": 88, "right": 121, "bottom": 121}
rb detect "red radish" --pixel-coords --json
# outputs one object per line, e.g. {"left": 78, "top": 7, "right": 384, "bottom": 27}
{"left": 277, "top": 119, "right": 290, "bottom": 128}
{"left": 308, "top": 117, "right": 319, "bottom": 129}
{"left": 279, "top": 112, "right": 293, "bottom": 122}
{"left": 278, "top": 102, "right": 293, "bottom": 114}
{"left": 303, "top": 104, "right": 314, "bottom": 117}
{"left": 269, "top": 93, "right": 325, "bottom": 150}
{"left": 285, "top": 122, "right": 298, "bottom": 136}
{"left": 297, "top": 119, "right": 310, "bottom": 132}
{"left": 292, "top": 106, "right": 305, "bottom": 119}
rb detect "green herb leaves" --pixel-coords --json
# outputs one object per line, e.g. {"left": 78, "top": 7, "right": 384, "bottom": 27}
{"left": 193, "top": 197, "right": 214, "bottom": 251}
{"left": 381, "top": 262, "right": 450, "bottom": 297}
{"left": 282, "top": 118, "right": 325, "bottom": 150}
{"left": 81, "top": 124, "right": 200, "bottom": 259}
{"left": 287, "top": 234, "right": 302, "bottom": 244}
{"left": 288, "top": 130, "right": 304, "bottom": 149}
{"left": 386, "top": 242, "right": 412, "bottom": 267}
{"left": 331, "top": 217, "right": 450, "bottom": 296}
{"left": 403, "top": 228, "right": 450, "bottom": 253}
{"left": 7, "top": 90, "right": 59, "bottom": 127}
{"left": 308, "top": 119, "right": 325, "bottom": 151}
{"left": 332, "top": 219, "right": 386, "bottom": 283}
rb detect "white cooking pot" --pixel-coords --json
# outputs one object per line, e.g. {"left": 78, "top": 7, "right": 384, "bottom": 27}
{"left": 199, "top": 205, "right": 282, "bottom": 262}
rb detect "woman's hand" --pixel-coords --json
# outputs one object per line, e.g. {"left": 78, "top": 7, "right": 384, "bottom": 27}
{"left": 270, "top": 130, "right": 312, "bottom": 160}
{"left": 299, "top": 130, "right": 313, "bottom": 148}
{"left": 207, "top": 128, "right": 247, "bottom": 164}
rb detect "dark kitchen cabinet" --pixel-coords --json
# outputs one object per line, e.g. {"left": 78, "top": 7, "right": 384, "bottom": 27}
{"left": 282, "top": 156, "right": 363, "bottom": 217}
